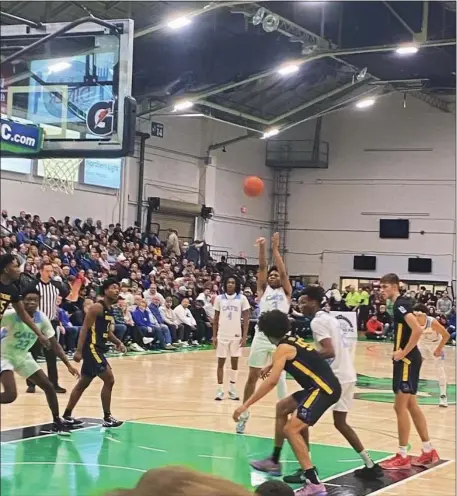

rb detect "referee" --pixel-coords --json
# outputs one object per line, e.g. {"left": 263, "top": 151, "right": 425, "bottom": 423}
{"left": 26, "top": 262, "right": 70, "bottom": 394}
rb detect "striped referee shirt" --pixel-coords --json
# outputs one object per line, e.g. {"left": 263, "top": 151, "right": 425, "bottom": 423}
{"left": 35, "top": 279, "right": 68, "bottom": 321}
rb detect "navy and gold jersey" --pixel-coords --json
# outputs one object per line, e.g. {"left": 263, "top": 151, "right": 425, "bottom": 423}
{"left": 279, "top": 336, "right": 340, "bottom": 396}
{"left": 0, "top": 281, "right": 20, "bottom": 319}
{"left": 84, "top": 302, "right": 115, "bottom": 354}
{"left": 393, "top": 297, "right": 421, "bottom": 360}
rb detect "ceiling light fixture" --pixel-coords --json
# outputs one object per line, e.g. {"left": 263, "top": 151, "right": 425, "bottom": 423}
{"left": 173, "top": 100, "right": 194, "bottom": 112}
{"left": 395, "top": 45, "right": 419, "bottom": 55}
{"left": 167, "top": 16, "right": 192, "bottom": 29}
{"left": 261, "top": 128, "right": 280, "bottom": 139}
{"left": 48, "top": 61, "right": 71, "bottom": 73}
{"left": 277, "top": 63, "right": 300, "bottom": 76}
{"left": 356, "top": 97, "right": 376, "bottom": 109}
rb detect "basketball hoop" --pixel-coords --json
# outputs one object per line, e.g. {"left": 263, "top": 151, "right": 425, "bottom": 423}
{"left": 41, "top": 158, "right": 81, "bottom": 195}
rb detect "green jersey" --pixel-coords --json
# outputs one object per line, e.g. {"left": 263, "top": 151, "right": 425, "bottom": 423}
{"left": 1, "top": 309, "right": 54, "bottom": 359}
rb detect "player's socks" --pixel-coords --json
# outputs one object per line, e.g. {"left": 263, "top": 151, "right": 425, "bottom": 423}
{"left": 422, "top": 441, "right": 433, "bottom": 453}
{"left": 399, "top": 445, "right": 409, "bottom": 458}
{"left": 215, "top": 386, "right": 224, "bottom": 401}
{"left": 359, "top": 449, "right": 375, "bottom": 468}
{"left": 304, "top": 467, "right": 320, "bottom": 485}
{"left": 272, "top": 446, "right": 282, "bottom": 464}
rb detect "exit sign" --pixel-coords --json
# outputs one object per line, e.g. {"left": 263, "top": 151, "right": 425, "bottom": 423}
{"left": 151, "top": 121, "right": 164, "bottom": 138}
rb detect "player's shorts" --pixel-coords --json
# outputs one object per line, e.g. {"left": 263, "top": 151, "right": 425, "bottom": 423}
{"left": 332, "top": 381, "right": 356, "bottom": 412}
{"left": 0, "top": 353, "right": 40, "bottom": 379}
{"left": 248, "top": 330, "right": 275, "bottom": 368}
{"left": 216, "top": 338, "right": 242, "bottom": 359}
{"left": 418, "top": 341, "right": 443, "bottom": 361}
{"left": 393, "top": 356, "right": 422, "bottom": 394}
{"left": 81, "top": 347, "right": 110, "bottom": 378}
{"left": 293, "top": 384, "right": 341, "bottom": 426}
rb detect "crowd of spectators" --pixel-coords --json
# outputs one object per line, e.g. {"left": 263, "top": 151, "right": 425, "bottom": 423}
{"left": 1, "top": 209, "right": 455, "bottom": 352}
{"left": 321, "top": 283, "right": 456, "bottom": 343}
{"left": 0, "top": 209, "right": 259, "bottom": 355}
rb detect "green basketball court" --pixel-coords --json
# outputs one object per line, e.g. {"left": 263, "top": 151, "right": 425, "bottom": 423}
{"left": 1, "top": 421, "right": 392, "bottom": 496}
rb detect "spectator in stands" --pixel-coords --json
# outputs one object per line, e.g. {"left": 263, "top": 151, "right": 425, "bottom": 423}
{"left": 56, "top": 296, "right": 79, "bottom": 355}
{"left": 174, "top": 298, "right": 197, "bottom": 345}
{"left": 325, "top": 283, "right": 342, "bottom": 311}
{"left": 345, "top": 285, "right": 361, "bottom": 312}
{"left": 365, "top": 314, "right": 386, "bottom": 340}
{"left": 143, "top": 283, "right": 165, "bottom": 306}
{"left": 117, "top": 298, "right": 145, "bottom": 352}
{"left": 160, "top": 296, "right": 184, "bottom": 344}
{"left": 377, "top": 304, "right": 393, "bottom": 338}
{"left": 357, "top": 286, "right": 370, "bottom": 331}
{"left": 216, "top": 256, "right": 229, "bottom": 274}
{"left": 131, "top": 299, "right": 163, "bottom": 349}
{"left": 149, "top": 297, "right": 177, "bottom": 349}
{"left": 111, "top": 298, "right": 129, "bottom": 344}
{"left": 166, "top": 229, "right": 181, "bottom": 257}
{"left": 119, "top": 283, "right": 134, "bottom": 306}
{"left": 190, "top": 299, "right": 211, "bottom": 344}
{"left": 437, "top": 291, "right": 453, "bottom": 317}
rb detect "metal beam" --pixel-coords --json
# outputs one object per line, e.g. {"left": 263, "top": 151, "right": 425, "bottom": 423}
{"left": 207, "top": 132, "right": 255, "bottom": 153}
{"left": 199, "top": 100, "right": 269, "bottom": 124}
{"left": 134, "top": 2, "right": 254, "bottom": 39}
{"left": 382, "top": 2, "right": 416, "bottom": 36}
{"left": 269, "top": 78, "right": 371, "bottom": 124}
{"left": 148, "top": 38, "right": 455, "bottom": 107}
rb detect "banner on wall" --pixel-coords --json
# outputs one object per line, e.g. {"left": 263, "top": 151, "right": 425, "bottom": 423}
{"left": 330, "top": 311, "right": 358, "bottom": 359}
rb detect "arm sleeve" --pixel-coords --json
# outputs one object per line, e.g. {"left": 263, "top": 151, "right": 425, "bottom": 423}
{"left": 311, "top": 318, "right": 331, "bottom": 343}
{"left": 394, "top": 299, "right": 413, "bottom": 323}
{"left": 240, "top": 295, "right": 251, "bottom": 312}
{"left": 39, "top": 313, "right": 56, "bottom": 339}
{"left": 9, "top": 284, "right": 21, "bottom": 304}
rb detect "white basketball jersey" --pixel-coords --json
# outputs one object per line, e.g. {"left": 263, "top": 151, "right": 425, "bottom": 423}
{"left": 214, "top": 293, "right": 250, "bottom": 340}
{"left": 311, "top": 311, "right": 357, "bottom": 385}
{"left": 259, "top": 286, "right": 290, "bottom": 316}
{"left": 420, "top": 316, "right": 440, "bottom": 343}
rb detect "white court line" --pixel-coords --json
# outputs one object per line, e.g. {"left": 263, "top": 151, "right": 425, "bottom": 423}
{"left": 138, "top": 446, "right": 167, "bottom": 453}
{"left": 105, "top": 435, "right": 121, "bottom": 443}
{"left": 125, "top": 420, "right": 392, "bottom": 454}
{"left": 1, "top": 424, "right": 100, "bottom": 444}
{"left": 337, "top": 459, "right": 364, "bottom": 463}
{"left": 198, "top": 455, "right": 234, "bottom": 460}
{"left": 367, "top": 460, "right": 455, "bottom": 495}
{"left": 0, "top": 462, "right": 146, "bottom": 473}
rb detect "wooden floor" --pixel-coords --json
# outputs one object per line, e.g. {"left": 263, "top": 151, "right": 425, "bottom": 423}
{"left": 2, "top": 341, "right": 455, "bottom": 495}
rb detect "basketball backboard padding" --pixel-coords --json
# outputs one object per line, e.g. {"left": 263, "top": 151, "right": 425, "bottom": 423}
{"left": 0, "top": 18, "right": 136, "bottom": 159}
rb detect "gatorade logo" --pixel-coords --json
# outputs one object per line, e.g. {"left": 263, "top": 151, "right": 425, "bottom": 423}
{"left": 86, "top": 101, "right": 114, "bottom": 136}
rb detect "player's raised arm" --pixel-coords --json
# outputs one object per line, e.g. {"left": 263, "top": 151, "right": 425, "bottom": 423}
{"left": 271, "top": 232, "right": 292, "bottom": 300}
{"left": 431, "top": 319, "right": 450, "bottom": 356}
{"left": 256, "top": 237, "right": 268, "bottom": 297}
{"left": 74, "top": 303, "right": 103, "bottom": 362}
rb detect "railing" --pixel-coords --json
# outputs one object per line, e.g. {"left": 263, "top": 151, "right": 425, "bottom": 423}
{"left": 210, "top": 249, "right": 229, "bottom": 262}
{"left": 228, "top": 256, "right": 247, "bottom": 266}
{"left": 266, "top": 140, "right": 329, "bottom": 168}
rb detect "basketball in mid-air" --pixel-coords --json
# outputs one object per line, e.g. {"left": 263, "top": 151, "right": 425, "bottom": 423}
{"left": 243, "top": 176, "right": 264, "bottom": 197}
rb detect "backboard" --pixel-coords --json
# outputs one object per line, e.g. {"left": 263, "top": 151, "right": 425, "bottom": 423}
{"left": 0, "top": 18, "right": 136, "bottom": 158}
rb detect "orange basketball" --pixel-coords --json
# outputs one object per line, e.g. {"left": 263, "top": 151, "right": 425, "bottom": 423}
{"left": 243, "top": 176, "right": 264, "bottom": 197}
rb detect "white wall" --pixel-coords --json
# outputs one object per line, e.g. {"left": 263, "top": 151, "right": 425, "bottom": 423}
{"left": 281, "top": 93, "right": 456, "bottom": 286}
{"left": 127, "top": 116, "right": 272, "bottom": 261}
{"left": 0, "top": 170, "right": 121, "bottom": 226}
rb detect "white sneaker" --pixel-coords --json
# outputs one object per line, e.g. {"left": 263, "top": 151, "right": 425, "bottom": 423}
{"left": 165, "top": 344, "right": 177, "bottom": 350}
{"left": 215, "top": 390, "right": 224, "bottom": 401}
{"left": 181, "top": 342, "right": 189, "bottom": 348}
{"left": 439, "top": 395, "right": 448, "bottom": 408}
{"left": 228, "top": 389, "right": 240, "bottom": 401}
{"left": 129, "top": 343, "right": 145, "bottom": 352}
{"left": 192, "top": 340, "right": 199, "bottom": 346}
{"left": 143, "top": 337, "right": 154, "bottom": 345}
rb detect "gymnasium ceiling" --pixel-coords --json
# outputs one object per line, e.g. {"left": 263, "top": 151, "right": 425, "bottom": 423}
{"left": 1, "top": 1, "right": 456, "bottom": 136}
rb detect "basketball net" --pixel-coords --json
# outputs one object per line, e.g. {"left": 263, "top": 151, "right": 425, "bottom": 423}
{"left": 41, "top": 158, "right": 82, "bottom": 195}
